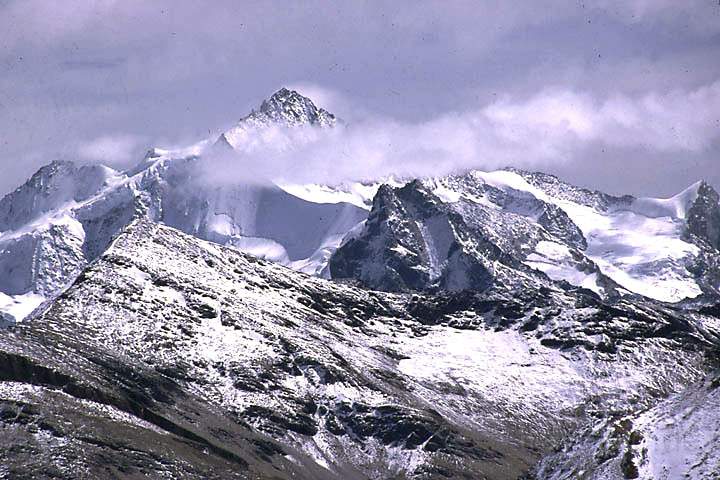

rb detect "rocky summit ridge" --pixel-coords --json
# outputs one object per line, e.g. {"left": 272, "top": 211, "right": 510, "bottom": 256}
{"left": 218, "top": 87, "right": 337, "bottom": 149}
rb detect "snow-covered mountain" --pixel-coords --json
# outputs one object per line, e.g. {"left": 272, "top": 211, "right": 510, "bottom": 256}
{"left": 330, "top": 169, "right": 720, "bottom": 303}
{"left": 6, "top": 88, "right": 715, "bottom": 325}
{"left": 0, "top": 89, "right": 366, "bottom": 322}
{"left": 1, "top": 217, "right": 718, "bottom": 479}
{"left": 1, "top": 87, "right": 720, "bottom": 479}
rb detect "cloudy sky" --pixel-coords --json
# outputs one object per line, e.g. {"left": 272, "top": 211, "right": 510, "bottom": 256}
{"left": 1, "top": 0, "right": 719, "bottom": 197}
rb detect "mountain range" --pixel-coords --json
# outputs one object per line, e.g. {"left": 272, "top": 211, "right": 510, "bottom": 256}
{"left": 1, "top": 89, "right": 719, "bottom": 479}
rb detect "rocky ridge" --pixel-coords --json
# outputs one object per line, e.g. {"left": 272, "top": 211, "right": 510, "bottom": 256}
{"left": 331, "top": 169, "right": 720, "bottom": 304}
{"left": 1, "top": 218, "right": 719, "bottom": 478}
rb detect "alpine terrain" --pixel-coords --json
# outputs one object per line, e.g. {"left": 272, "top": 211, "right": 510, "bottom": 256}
{"left": 1, "top": 89, "right": 719, "bottom": 480}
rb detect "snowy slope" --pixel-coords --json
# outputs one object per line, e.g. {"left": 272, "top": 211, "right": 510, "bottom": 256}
{"left": 2, "top": 217, "right": 717, "bottom": 478}
{"left": 511, "top": 170, "right": 717, "bottom": 302}
{"left": 536, "top": 370, "right": 720, "bottom": 480}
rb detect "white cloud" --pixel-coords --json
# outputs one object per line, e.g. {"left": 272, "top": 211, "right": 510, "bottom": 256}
{"left": 197, "top": 80, "right": 720, "bottom": 186}
{"left": 77, "top": 134, "right": 145, "bottom": 166}
{"left": 486, "top": 81, "right": 720, "bottom": 154}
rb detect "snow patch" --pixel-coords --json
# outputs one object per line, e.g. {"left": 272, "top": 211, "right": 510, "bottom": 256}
{"left": 430, "top": 181, "right": 461, "bottom": 203}
{"left": 0, "top": 291, "right": 46, "bottom": 322}
{"left": 555, "top": 200, "right": 701, "bottom": 302}
{"left": 525, "top": 241, "right": 603, "bottom": 295}
{"left": 469, "top": 170, "right": 548, "bottom": 200}
{"left": 625, "top": 181, "right": 701, "bottom": 220}
{"left": 231, "top": 236, "right": 290, "bottom": 264}
{"left": 278, "top": 182, "right": 380, "bottom": 209}
{"left": 389, "top": 244, "right": 414, "bottom": 257}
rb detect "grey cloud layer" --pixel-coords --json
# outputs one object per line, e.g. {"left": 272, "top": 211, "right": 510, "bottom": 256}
{"left": 0, "top": 0, "right": 718, "bottom": 197}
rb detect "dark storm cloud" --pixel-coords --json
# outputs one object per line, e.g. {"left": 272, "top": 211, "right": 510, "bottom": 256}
{"left": 0, "top": 0, "right": 718, "bottom": 198}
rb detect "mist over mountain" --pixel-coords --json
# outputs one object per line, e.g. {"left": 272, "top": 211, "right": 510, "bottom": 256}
{"left": 157, "top": 83, "right": 720, "bottom": 192}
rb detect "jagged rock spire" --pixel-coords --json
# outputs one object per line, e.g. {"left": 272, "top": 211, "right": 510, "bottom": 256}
{"left": 255, "top": 87, "right": 336, "bottom": 126}
{"left": 217, "top": 88, "right": 338, "bottom": 150}
{"left": 686, "top": 181, "right": 720, "bottom": 249}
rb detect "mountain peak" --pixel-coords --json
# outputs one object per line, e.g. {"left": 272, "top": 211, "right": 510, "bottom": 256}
{"left": 0, "top": 159, "right": 119, "bottom": 233}
{"left": 255, "top": 87, "right": 337, "bottom": 127}
{"left": 697, "top": 179, "right": 717, "bottom": 197}
{"left": 263, "top": 87, "right": 300, "bottom": 105}
{"left": 217, "top": 87, "right": 338, "bottom": 150}
{"left": 261, "top": 87, "right": 311, "bottom": 109}
{"left": 686, "top": 180, "right": 720, "bottom": 249}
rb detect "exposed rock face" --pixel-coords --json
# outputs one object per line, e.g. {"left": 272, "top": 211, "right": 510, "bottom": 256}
{"left": 686, "top": 181, "right": 720, "bottom": 249}
{"left": 329, "top": 180, "right": 524, "bottom": 292}
{"left": 329, "top": 172, "right": 615, "bottom": 296}
{"left": 2, "top": 218, "right": 718, "bottom": 479}
{"left": 331, "top": 169, "right": 720, "bottom": 303}
{"left": 219, "top": 87, "right": 337, "bottom": 149}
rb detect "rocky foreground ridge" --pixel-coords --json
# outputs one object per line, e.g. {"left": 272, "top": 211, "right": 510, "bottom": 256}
{"left": 1, "top": 216, "right": 719, "bottom": 478}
